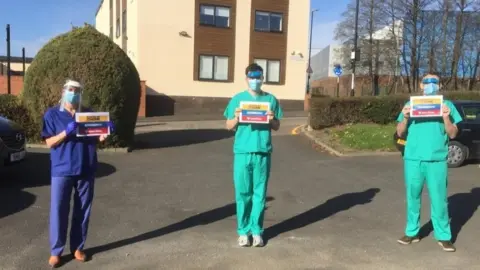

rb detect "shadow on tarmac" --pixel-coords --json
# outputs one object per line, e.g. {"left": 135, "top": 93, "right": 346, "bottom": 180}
{"left": 134, "top": 129, "right": 234, "bottom": 149}
{"left": 0, "top": 151, "right": 116, "bottom": 219}
{"left": 86, "top": 196, "right": 275, "bottom": 258}
{"left": 419, "top": 188, "right": 480, "bottom": 243}
{"left": 263, "top": 188, "right": 381, "bottom": 242}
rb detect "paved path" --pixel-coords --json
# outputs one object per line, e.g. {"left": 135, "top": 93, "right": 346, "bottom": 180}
{"left": 1, "top": 120, "right": 480, "bottom": 269}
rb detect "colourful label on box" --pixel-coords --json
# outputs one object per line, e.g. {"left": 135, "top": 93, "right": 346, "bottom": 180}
{"left": 240, "top": 104, "right": 269, "bottom": 111}
{"left": 76, "top": 115, "right": 110, "bottom": 122}
{"left": 77, "top": 122, "right": 110, "bottom": 136}
{"left": 410, "top": 95, "right": 443, "bottom": 118}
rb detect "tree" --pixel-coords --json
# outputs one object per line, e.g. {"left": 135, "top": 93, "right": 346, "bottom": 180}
{"left": 22, "top": 25, "right": 141, "bottom": 148}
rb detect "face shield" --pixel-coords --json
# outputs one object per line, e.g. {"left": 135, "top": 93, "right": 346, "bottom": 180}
{"left": 59, "top": 80, "right": 83, "bottom": 112}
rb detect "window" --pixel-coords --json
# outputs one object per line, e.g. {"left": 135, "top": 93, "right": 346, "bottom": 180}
{"left": 199, "top": 55, "right": 229, "bottom": 81}
{"left": 462, "top": 106, "right": 480, "bottom": 122}
{"left": 255, "top": 11, "right": 283, "bottom": 32}
{"left": 253, "top": 59, "right": 281, "bottom": 83}
{"left": 116, "top": 18, "right": 120, "bottom": 37}
{"left": 122, "top": 9, "right": 127, "bottom": 51}
{"left": 200, "top": 5, "right": 230, "bottom": 28}
{"left": 109, "top": 0, "right": 113, "bottom": 39}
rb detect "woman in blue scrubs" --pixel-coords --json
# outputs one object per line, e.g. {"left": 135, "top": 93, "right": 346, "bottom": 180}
{"left": 41, "top": 80, "right": 114, "bottom": 267}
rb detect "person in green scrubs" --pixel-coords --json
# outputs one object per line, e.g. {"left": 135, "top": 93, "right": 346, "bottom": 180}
{"left": 396, "top": 73, "right": 462, "bottom": 252}
{"left": 224, "top": 63, "right": 283, "bottom": 247}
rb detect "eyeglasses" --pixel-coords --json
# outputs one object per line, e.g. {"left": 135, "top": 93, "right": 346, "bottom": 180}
{"left": 422, "top": 78, "right": 439, "bottom": 84}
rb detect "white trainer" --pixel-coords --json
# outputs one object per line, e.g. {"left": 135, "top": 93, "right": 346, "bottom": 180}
{"left": 252, "top": 235, "right": 264, "bottom": 247}
{"left": 238, "top": 235, "right": 250, "bottom": 247}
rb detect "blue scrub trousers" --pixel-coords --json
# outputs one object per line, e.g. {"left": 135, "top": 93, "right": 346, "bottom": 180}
{"left": 404, "top": 160, "right": 451, "bottom": 240}
{"left": 50, "top": 176, "right": 95, "bottom": 256}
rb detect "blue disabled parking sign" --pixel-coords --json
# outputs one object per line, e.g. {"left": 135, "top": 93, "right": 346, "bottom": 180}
{"left": 333, "top": 65, "right": 343, "bottom": 76}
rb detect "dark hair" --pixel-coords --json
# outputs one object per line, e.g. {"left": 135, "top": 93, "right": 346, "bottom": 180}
{"left": 245, "top": 63, "right": 263, "bottom": 75}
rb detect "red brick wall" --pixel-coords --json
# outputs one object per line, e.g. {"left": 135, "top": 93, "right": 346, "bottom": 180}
{"left": 0, "top": 75, "right": 23, "bottom": 95}
{"left": 310, "top": 75, "right": 403, "bottom": 97}
{"left": 0, "top": 75, "right": 147, "bottom": 118}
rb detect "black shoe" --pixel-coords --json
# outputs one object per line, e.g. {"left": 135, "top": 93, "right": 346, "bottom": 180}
{"left": 438, "top": 241, "right": 456, "bottom": 252}
{"left": 397, "top": 235, "right": 420, "bottom": 245}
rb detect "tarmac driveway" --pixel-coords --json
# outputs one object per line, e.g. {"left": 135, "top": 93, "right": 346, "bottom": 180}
{"left": 1, "top": 121, "right": 479, "bottom": 269}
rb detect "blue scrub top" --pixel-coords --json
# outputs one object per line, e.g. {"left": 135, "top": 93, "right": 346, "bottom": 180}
{"left": 41, "top": 105, "right": 98, "bottom": 177}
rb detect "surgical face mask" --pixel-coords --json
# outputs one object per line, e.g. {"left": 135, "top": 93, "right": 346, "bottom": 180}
{"left": 422, "top": 78, "right": 440, "bottom": 95}
{"left": 248, "top": 79, "right": 263, "bottom": 92}
{"left": 64, "top": 91, "right": 81, "bottom": 104}
{"left": 424, "top": 83, "right": 439, "bottom": 95}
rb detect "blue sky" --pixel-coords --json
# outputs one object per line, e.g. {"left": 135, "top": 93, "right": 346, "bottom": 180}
{"left": 0, "top": 0, "right": 349, "bottom": 57}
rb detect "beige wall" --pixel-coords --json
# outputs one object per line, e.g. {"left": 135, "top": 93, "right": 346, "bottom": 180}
{"left": 95, "top": 0, "right": 109, "bottom": 36}
{"left": 0, "top": 62, "right": 30, "bottom": 72}
{"left": 96, "top": 0, "right": 310, "bottom": 100}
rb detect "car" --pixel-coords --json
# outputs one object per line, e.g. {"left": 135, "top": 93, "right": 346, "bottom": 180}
{"left": 0, "top": 116, "right": 27, "bottom": 166}
{"left": 448, "top": 100, "right": 480, "bottom": 168}
{"left": 392, "top": 100, "right": 480, "bottom": 168}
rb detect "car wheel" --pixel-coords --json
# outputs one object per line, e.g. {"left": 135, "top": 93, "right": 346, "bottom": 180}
{"left": 448, "top": 141, "right": 468, "bottom": 168}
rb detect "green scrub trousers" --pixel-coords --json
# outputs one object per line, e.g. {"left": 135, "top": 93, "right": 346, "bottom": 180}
{"left": 234, "top": 153, "right": 271, "bottom": 236}
{"left": 404, "top": 160, "right": 450, "bottom": 240}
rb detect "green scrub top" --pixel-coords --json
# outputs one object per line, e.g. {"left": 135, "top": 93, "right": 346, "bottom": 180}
{"left": 224, "top": 90, "right": 284, "bottom": 154}
{"left": 396, "top": 99, "right": 463, "bottom": 161}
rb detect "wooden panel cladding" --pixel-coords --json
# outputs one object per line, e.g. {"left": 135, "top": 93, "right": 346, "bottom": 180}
{"left": 194, "top": 0, "right": 236, "bottom": 82}
{"left": 249, "top": 0, "right": 289, "bottom": 85}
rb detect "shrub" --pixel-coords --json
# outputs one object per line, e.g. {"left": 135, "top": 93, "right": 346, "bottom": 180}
{"left": 22, "top": 25, "right": 141, "bottom": 148}
{"left": 0, "top": 94, "right": 39, "bottom": 141}
{"left": 309, "top": 91, "right": 480, "bottom": 129}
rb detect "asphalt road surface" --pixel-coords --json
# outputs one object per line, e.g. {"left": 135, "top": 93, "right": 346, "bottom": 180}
{"left": 1, "top": 119, "right": 479, "bottom": 269}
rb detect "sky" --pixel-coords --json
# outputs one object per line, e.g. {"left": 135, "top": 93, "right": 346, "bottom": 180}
{"left": 0, "top": 0, "right": 350, "bottom": 58}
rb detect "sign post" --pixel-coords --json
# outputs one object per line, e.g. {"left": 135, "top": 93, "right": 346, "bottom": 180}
{"left": 333, "top": 64, "right": 343, "bottom": 97}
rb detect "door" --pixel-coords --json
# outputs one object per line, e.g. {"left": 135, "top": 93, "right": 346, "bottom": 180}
{"left": 458, "top": 105, "right": 480, "bottom": 157}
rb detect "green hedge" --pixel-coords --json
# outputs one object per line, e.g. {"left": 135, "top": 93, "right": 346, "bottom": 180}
{"left": 0, "top": 95, "right": 39, "bottom": 142}
{"left": 309, "top": 92, "right": 480, "bottom": 129}
{"left": 22, "top": 25, "right": 141, "bottom": 148}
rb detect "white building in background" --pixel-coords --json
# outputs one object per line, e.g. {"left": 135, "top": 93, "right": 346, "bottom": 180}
{"left": 309, "top": 44, "right": 347, "bottom": 80}
{"left": 310, "top": 20, "right": 404, "bottom": 80}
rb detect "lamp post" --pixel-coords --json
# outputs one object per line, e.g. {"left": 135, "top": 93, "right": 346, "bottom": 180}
{"left": 350, "top": 0, "right": 360, "bottom": 96}
{"left": 306, "top": 9, "right": 318, "bottom": 95}
{"left": 6, "top": 24, "right": 11, "bottom": 94}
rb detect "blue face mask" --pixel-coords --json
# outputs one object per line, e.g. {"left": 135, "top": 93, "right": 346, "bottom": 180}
{"left": 248, "top": 79, "right": 263, "bottom": 92}
{"left": 64, "top": 91, "right": 81, "bottom": 104}
{"left": 424, "top": 83, "right": 439, "bottom": 95}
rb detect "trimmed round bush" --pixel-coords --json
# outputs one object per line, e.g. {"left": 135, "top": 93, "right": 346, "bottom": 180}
{"left": 0, "top": 94, "right": 38, "bottom": 141}
{"left": 22, "top": 24, "right": 141, "bottom": 147}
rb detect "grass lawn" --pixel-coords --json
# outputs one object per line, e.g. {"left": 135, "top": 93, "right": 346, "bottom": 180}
{"left": 322, "top": 123, "right": 397, "bottom": 152}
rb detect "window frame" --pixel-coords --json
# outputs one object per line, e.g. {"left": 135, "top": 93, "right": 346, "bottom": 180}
{"left": 116, "top": 18, "right": 121, "bottom": 38}
{"left": 253, "top": 58, "right": 282, "bottom": 84}
{"left": 198, "top": 54, "right": 230, "bottom": 82}
{"left": 461, "top": 105, "right": 480, "bottom": 123}
{"left": 199, "top": 4, "right": 231, "bottom": 28}
{"left": 254, "top": 10, "right": 284, "bottom": 33}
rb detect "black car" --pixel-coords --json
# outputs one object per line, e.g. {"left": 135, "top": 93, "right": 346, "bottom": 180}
{"left": 393, "top": 100, "right": 480, "bottom": 168}
{"left": 0, "top": 116, "right": 27, "bottom": 166}
{"left": 448, "top": 100, "right": 480, "bottom": 167}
